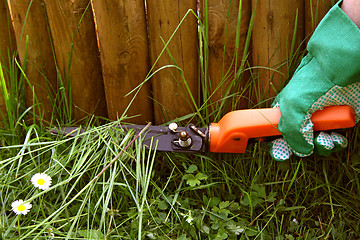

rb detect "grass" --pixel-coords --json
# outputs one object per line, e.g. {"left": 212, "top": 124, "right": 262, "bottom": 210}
{"left": 1, "top": 0, "right": 360, "bottom": 239}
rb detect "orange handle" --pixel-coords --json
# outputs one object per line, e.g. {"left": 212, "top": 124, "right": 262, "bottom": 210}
{"left": 209, "top": 105, "right": 355, "bottom": 153}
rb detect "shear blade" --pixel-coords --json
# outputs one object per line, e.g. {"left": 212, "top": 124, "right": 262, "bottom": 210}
{"left": 50, "top": 124, "right": 207, "bottom": 153}
{"left": 121, "top": 124, "right": 207, "bottom": 153}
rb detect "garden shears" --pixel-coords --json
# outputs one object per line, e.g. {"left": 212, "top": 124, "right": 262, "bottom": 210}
{"left": 51, "top": 105, "right": 355, "bottom": 154}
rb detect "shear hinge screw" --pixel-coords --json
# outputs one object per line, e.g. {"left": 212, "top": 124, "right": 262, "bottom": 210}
{"left": 179, "top": 131, "right": 192, "bottom": 148}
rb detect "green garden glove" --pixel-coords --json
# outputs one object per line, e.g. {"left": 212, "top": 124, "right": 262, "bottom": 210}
{"left": 270, "top": 0, "right": 360, "bottom": 161}
{"left": 270, "top": 132, "right": 349, "bottom": 161}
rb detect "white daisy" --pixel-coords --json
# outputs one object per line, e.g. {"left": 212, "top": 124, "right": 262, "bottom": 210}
{"left": 11, "top": 200, "right": 32, "bottom": 215}
{"left": 185, "top": 211, "right": 194, "bottom": 224}
{"left": 31, "top": 173, "right": 52, "bottom": 190}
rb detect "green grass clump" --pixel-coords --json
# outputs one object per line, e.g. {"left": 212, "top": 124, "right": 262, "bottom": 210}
{"left": 2, "top": 121, "right": 360, "bottom": 239}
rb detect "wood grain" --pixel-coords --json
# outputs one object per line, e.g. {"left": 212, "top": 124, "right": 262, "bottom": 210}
{"left": 251, "top": 0, "right": 305, "bottom": 104}
{"left": 44, "top": 0, "right": 107, "bottom": 121}
{"left": 4, "top": 0, "right": 329, "bottom": 122}
{"left": 9, "top": 0, "right": 58, "bottom": 120}
{"left": 92, "top": 0, "right": 152, "bottom": 124}
{"left": 0, "top": 0, "right": 16, "bottom": 116}
{"left": 147, "top": 0, "right": 198, "bottom": 124}
{"left": 205, "top": 0, "right": 251, "bottom": 110}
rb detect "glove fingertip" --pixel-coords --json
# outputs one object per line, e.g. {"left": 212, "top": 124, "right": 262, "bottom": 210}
{"left": 331, "top": 132, "right": 348, "bottom": 152}
{"left": 314, "top": 132, "right": 334, "bottom": 156}
{"left": 314, "top": 132, "right": 348, "bottom": 155}
{"left": 270, "top": 138, "right": 293, "bottom": 161}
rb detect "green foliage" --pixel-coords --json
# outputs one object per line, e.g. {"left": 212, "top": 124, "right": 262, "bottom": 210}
{"left": 0, "top": 44, "right": 27, "bottom": 146}
{"left": 183, "top": 164, "right": 208, "bottom": 187}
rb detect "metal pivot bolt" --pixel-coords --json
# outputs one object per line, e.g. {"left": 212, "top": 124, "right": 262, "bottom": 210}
{"left": 178, "top": 131, "right": 192, "bottom": 148}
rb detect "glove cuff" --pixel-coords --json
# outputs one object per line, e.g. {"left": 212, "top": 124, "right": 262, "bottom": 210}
{"left": 307, "top": 0, "right": 360, "bottom": 86}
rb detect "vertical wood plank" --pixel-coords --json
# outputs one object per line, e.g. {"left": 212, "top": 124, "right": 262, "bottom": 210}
{"left": 44, "top": 0, "right": 107, "bottom": 121}
{"left": 9, "top": 0, "right": 58, "bottom": 120}
{"left": 92, "top": 0, "right": 152, "bottom": 124}
{"left": 147, "top": 0, "right": 198, "bottom": 124}
{"left": 305, "top": 0, "right": 333, "bottom": 38}
{"left": 205, "top": 0, "right": 251, "bottom": 111}
{"left": 251, "top": 0, "right": 305, "bottom": 104}
{"left": 0, "top": 0, "right": 16, "bottom": 116}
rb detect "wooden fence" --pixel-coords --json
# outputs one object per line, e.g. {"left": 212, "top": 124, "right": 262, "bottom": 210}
{"left": 0, "top": 0, "right": 334, "bottom": 124}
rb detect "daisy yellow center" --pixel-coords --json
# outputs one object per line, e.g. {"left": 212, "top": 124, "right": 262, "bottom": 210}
{"left": 37, "top": 179, "right": 45, "bottom": 185}
{"left": 17, "top": 205, "right": 25, "bottom": 211}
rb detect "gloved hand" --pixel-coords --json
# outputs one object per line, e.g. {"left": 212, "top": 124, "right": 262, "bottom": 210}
{"left": 270, "top": 0, "right": 360, "bottom": 161}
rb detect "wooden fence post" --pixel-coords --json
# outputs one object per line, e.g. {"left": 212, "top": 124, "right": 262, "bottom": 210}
{"left": 9, "top": 0, "right": 58, "bottom": 120}
{"left": 44, "top": 0, "right": 107, "bottom": 121}
{"left": 251, "top": 0, "right": 305, "bottom": 105}
{"left": 147, "top": 0, "right": 198, "bottom": 124}
{"left": 0, "top": 0, "right": 16, "bottom": 117}
{"left": 92, "top": 0, "right": 152, "bottom": 124}
{"left": 203, "top": 0, "right": 251, "bottom": 115}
